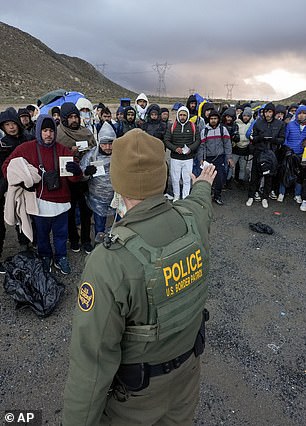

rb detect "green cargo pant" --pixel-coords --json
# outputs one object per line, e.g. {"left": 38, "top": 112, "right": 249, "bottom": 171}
{"left": 101, "top": 353, "right": 200, "bottom": 425}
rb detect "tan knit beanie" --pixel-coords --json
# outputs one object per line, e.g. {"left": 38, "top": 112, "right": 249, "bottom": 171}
{"left": 110, "top": 128, "right": 167, "bottom": 199}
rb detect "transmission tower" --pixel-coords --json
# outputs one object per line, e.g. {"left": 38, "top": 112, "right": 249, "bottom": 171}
{"left": 225, "top": 83, "right": 236, "bottom": 100}
{"left": 152, "top": 62, "right": 171, "bottom": 98}
{"left": 96, "top": 63, "right": 107, "bottom": 75}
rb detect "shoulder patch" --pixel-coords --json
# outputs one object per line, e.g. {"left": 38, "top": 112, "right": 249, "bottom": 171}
{"left": 78, "top": 282, "right": 95, "bottom": 312}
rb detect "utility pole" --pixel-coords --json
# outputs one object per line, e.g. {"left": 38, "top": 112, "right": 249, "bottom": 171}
{"left": 225, "top": 83, "right": 236, "bottom": 100}
{"left": 152, "top": 62, "right": 171, "bottom": 98}
{"left": 96, "top": 63, "right": 107, "bottom": 75}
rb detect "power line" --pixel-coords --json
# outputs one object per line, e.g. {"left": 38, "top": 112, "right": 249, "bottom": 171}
{"left": 225, "top": 83, "right": 236, "bottom": 100}
{"left": 152, "top": 62, "right": 171, "bottom": 98}
{"left": 95, "top": 63, "right": 107, "bottom": 75}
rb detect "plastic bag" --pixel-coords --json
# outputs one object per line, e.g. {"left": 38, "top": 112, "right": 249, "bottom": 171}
{"left": 249, "top": 222, "right": 274, "bottom": 235}
{"left": 3, "top": 251, "right": 65, "bottom": 317}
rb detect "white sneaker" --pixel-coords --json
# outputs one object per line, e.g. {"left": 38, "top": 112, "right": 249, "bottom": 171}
{"left": 269, "top": 191, "right": 277, "bottom": 200}
{"left": 277, "top": 194, "right": 284, "bottom": 202}
{"left": 262, "top": 199, "right": 268, "bottom": 208}
{"left": 246, "top": 198, "right": 254, "bottom": 207}
{"left": 164, "top": 193, "right": 174, "bottom": 200}
{"left": 173, "top": 197, "right": 179, "bottom": 203}
{"left": 294, "top": 195, "right": 302, "bottom": 204}
{"left": 300, "top": 201, "right": 306, "bottom": 212}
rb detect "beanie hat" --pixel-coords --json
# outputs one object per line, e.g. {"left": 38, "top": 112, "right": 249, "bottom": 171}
{"left": 41, "top": 117, "right": 56, "bottom": 131}
{"left": 275, "top": 104, "right": 286, "bottom": 114}
{"left": 208, "top": 110, "right": 220, "bottom": 119}
{"left": 51, "top": 106, "right": 61, "bottom": 115}
{"left": 110, "top": 129, "right": 167, "bottom": 200}
{"left": 35, "top": 115, "right": 57, "bottom": 147}
{"left": 160, "top": 107, "right": 169, "bottom": 114}
{"left": 60, "top": 102, "right": 80, "bottom": 127}
{"left": 202, "top": 102, "right": 215, "bottom": 113}
{"left": 98, "top": 122, "right": 116, "bottom": 143}
{"left": 263, "top": 102, "right": 276, "bottom": 113}
{"left": 18, "top": 108, "right": 31, "bottom": 118}
{"left": 242, "top": 107, "right": 253, "bottom": 117}
{"left": 26, "top": 105, "right": 36, "bottom": 113}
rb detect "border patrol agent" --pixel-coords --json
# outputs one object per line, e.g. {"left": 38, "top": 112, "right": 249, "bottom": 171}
{"left": 62, "top": 129, "right": 216, "bottom": 425}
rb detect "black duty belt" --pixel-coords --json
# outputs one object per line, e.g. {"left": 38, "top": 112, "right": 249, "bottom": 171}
{"left": 149, "top": 348, "right": 194, "bottom": 377}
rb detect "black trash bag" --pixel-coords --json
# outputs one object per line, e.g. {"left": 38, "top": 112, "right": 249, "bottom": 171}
{"left": 3, "top": 251, "right": 65, "bottom": 317}
{"left": 249, "top": 222, "right": 274, "bottom": 235}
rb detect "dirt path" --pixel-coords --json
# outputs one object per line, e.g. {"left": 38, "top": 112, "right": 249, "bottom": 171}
{"left": 1, "top": 186, "right": 305, "bottom": 425}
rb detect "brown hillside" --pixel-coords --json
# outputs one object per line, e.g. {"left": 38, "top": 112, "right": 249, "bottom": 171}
{"left": 0, "top": 22, "right": 136, "bottom": 103}
{"left": 278, "top": 90, "right": 306, "bottom": 105}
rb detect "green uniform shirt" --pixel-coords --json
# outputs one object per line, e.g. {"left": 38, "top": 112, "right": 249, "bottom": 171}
{"left": 62, "top": 181, "right": 213, "bottom": 426}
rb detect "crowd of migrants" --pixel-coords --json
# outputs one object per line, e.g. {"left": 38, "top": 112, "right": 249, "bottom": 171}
{"left": 0, "top": 93, "right": 305, "bottom": 275}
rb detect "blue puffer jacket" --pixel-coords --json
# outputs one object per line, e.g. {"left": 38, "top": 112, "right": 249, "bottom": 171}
{"left": 285, "top": 105, "right": 306, "bottom": 155}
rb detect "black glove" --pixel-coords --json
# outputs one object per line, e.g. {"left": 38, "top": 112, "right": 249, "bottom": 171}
{"left": 232, "top": 133, "right": 240, "bottom": 143}
{"left": 65, "top": 161, "right": 82, "bottom": 176}
{"left": 84, "top": 165, "right": 97, "bottom": 176}
{"left": 17, "top": 182, "right": 36, "bottom": 192}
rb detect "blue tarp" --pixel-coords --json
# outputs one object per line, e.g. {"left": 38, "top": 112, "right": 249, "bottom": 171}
{"left": 39, "top": 91, "right": 85, "bottom": 114}
{"left": 194, "top": 93, "right": 205, "bottom": 106}
{"left": 172, "top": 102, "right": 184, "bottom": 111}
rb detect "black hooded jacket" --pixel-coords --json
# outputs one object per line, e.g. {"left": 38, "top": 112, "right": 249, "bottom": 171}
{"left": 252, "top": 104, "right": 285, "bottom": 152}
{"left": 142, "top": 104, "right": 167, "bottom": 140}
{"left": 119, "top": 106, "right": 137, "bottom": 136}
{"left": 222, "top": 107, "right": 240, "bottom": 143}
{"left": 0, "top": 110, "right": 33, "bottom": 179}
{"left": 186, "top": 95, "right": 198, "bottom": 118}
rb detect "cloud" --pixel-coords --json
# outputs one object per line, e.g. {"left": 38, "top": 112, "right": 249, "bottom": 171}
{"left": 1, "top": 0, "right": 306, "bottom": 100}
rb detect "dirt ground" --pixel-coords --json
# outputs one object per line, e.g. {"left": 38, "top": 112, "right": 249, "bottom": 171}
{"left": 0, "top": 184, "right": 305, "bottom": 426}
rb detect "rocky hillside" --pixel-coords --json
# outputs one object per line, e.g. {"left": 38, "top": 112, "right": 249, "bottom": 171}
{"left": 0, "top": 22, "right": 136, "bottom": 103}
{"left": 279, "top": 90, "right": 306, "bottom": 105}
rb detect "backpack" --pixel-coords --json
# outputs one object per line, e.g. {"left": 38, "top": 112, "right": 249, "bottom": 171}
{"left": 257, "top": 149, "right": 278, "bottom": 176}
{"left": 202, "top": 124, "right": 225, "bottom": 141}
{"left": 279, "top": 150, "right": 301, "bottom": 188}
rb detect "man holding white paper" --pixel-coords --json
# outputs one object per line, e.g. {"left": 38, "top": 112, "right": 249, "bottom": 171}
{"left": 57, "top": 102, "right": 97, "bottom": 254}
{"left": 80, "top": 122, "right": 117, "bottom": 241}
{"left": 164, "top": 106, "right": 200, "bottom": 201}
{"left": 2, "top": 115, "right": 82, "bottom": 275}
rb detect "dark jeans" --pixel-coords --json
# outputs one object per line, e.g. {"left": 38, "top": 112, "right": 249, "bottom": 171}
{"left": 68, "top": 181, "right": 92, "bottom": 245}
{"left": 93, "top": 213, "right": 107, "bottom": 235}
{"left": 33, "top": 211, "right": 68, "bottom": 261}
{"left": 248, "top": 154, "right": 272, "bottom": 199}
{"left": 207, "top": 155, "right": 226, "bottom": 198}
{"left": 0, "top": 197, "right": 5, "bottom": 257}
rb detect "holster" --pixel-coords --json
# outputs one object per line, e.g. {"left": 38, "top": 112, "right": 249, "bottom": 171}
{"left": 194, "top": 308, "right": 209, "bottom": 357}
{"left": 113, "top": 309, "right": 209, "bottom": 393}
{"left": 114, "top": 362, "right": 150, "bottom": 393}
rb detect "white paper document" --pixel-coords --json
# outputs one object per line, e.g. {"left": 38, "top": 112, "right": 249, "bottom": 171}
{"left": 76, "top": 140, "right": 89, "bottom": 152}
{"left": 59, "top": 156, "right": 74, "bottom": 176}
{"left": 90, "top": 160, "right": 105, "bottom": 177}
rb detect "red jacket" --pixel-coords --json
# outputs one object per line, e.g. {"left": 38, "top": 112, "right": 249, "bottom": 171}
{"left": 2, "top": 140, "right": 81, "bottom": 203}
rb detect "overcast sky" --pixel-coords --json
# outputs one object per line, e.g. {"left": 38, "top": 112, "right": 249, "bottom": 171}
{"left": 2, "top": 0, "right": 306, "bottom": 101}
